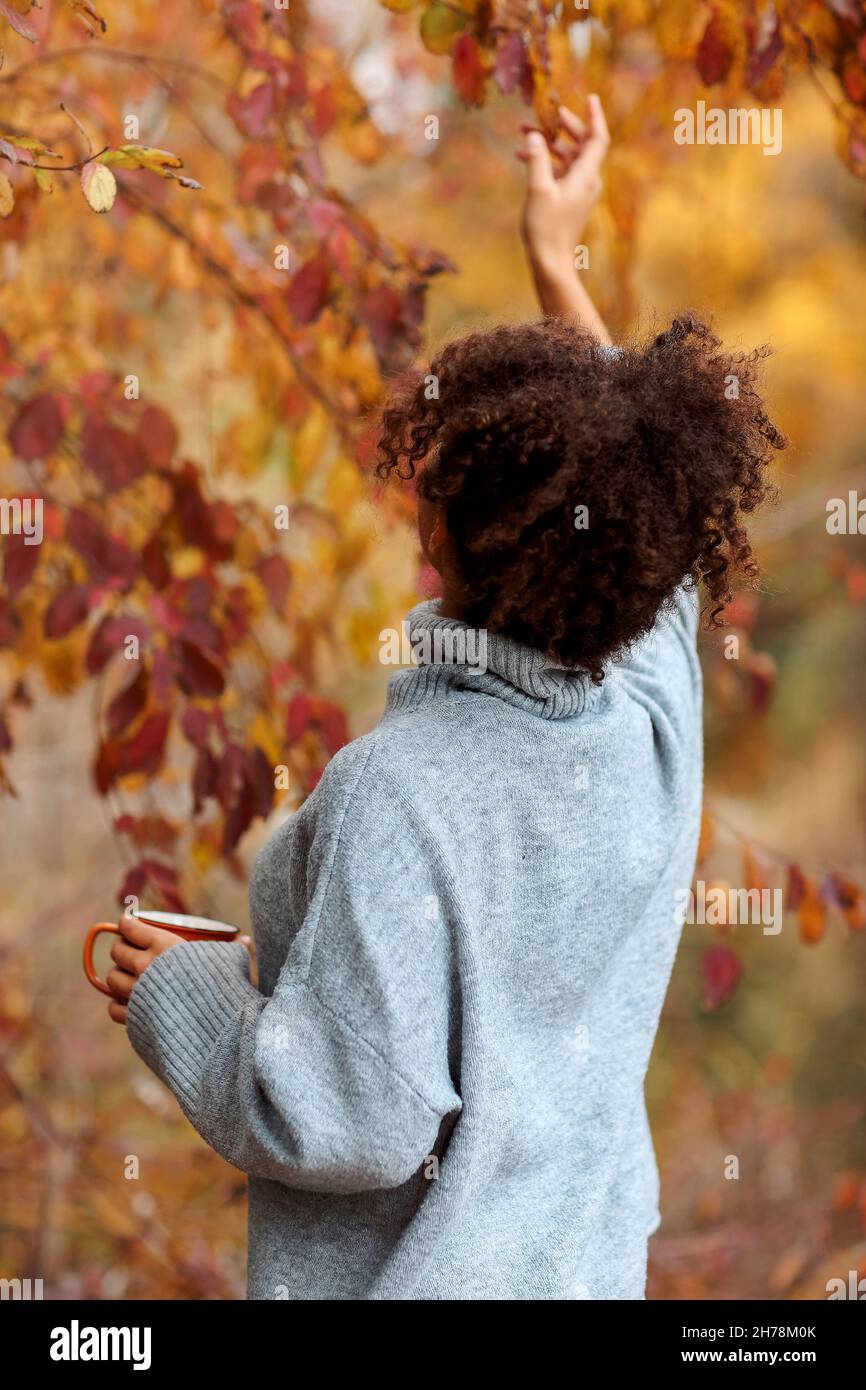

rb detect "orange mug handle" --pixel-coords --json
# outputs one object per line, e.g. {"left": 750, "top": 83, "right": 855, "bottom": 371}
{"left": 83, "top": 922, "right": 121, "bottom": 996}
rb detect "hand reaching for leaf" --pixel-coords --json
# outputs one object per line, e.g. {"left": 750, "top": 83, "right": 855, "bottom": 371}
{"left": 518, "top": 95, "right": 613, "bottom": 346}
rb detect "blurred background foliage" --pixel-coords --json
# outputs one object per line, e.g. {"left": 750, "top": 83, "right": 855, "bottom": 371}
{"left": 0, "top": 0, "right": 865, "bottom": 1298}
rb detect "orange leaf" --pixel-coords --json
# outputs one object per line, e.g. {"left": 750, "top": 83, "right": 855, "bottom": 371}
{"left": 697, "top": 808, "right": 714, "bottom": 865}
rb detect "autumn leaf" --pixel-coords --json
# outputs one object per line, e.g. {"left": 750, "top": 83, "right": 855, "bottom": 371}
{"left": 172, "top": 639, "right": 226, "bottom": 699}
{"left": 702, "top": 945, "right": 742, "bottom": 1010}
{"left": 8, "top": 394, "right": 64, "bottom": 459}
{"left": 420, "top": 2, "right": 466, "bottom": 55}
{"left": 86, "top": 615, "right": 150, "bottom": 675}
{"left": 82, "top": 417, "right": 147, "bottom": 492}
{"left": 286, "top": 253, "right": 331, "bottom": 325}
{"left": 747, "top": 6, "right": 783, "bottom": 88}
{"left": 0, "top": 0, "right": 38, "bottom": 43}
{"left": 138, "top": 404, "right": 178, "bottom": 471}
{"left": 823, "top": 874, "right": 866, "bottom": 932}
{"left": 287, "top": 692, "right": 313, "bottom": 742}
{"left": 695, "top": 7, "right": 737, "bottom": 85}
{"left": 101, "top": 145, "right": 183, "bottom": 175}
{"left": 452, "top": 34, "right": 488, "bottom": 107}
{"left": 2, "top": 530, "right": 39, "bottom": 597}
{"left": 494, "top": 33, "right": 532, "bottom": 98}
{"left": 105, "top": 666, "right": 149, "bottom": 739}
{"left": 787, "top": 867, "right": 826, "bottom": 944}
{"left": 227, "top": 82, "right": 276, "bottom": 139}
{"left": 81, "top": 160, "right": 117, "bottom": 213}
{"left": 68, "top": 509, "right": 137, "bottom": 588}
{"left": 256, "top": 554, "right": 291, "bottom": 613}
{"left": 44, "top": 584, "right": 94, "bottom": 639}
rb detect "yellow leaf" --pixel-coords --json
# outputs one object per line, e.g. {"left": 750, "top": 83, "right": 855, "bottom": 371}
{"left": 170, "top": 545, "right": 206, "bottom": 579}
{"left": 105, "top": 145, "right": 183, "bottom": 175}
{"left": 419, "top": 3, "right": 466, "bottom": 55}
{"left": 0, "top": 171, "right": 13, "bottom": 217}
{"left": 81, "top": 160, "right": 116, "bottom": 213}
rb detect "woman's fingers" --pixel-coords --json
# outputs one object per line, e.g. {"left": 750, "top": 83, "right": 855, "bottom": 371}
{"left": 523, "top": 129, "right": 555, "bottom": 192}
{"left": 106, "top": 967, "right": 136, "bottom": 1001}
{"left": 558, "top": 105, "right": 587, "bottom": 144}
{"left": 118, "top": 911, "right": 155, "bottom": 947}
{"left": 584, "top": 93, "right": 611, "bottom": 166}
{"left": 110, "top": 936, "right": 149, "bottom": 975}
{"left": 108, "top": 999, "right": 128, "bottom": 1025}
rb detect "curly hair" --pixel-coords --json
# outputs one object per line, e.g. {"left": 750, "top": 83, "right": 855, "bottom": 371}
{"left": 376, "top": 314, "right": 785, "bottom": 681}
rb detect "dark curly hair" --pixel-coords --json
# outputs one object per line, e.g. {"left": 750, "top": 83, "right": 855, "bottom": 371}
{"left": 377, "top": 314, "right": 785, "bottom": 681}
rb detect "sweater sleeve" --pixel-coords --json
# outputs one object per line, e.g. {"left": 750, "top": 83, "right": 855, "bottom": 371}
{"left": 610, "top": 583, "right": 703, "bottom": 771}
{"left": 126, "top": 749, "right": 462, "bottom": 1194}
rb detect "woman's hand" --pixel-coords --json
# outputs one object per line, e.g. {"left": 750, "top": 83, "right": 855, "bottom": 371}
{"left": 519, "top": 95, "right": 612, "bottom": 345}
{"left": 105, "top": 913, "right": 185, "bottom": 1026}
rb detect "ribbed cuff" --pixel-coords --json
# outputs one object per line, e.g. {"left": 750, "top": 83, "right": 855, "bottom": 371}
{"left": 126, "top": 940, "right": 256, "bottom": 1115}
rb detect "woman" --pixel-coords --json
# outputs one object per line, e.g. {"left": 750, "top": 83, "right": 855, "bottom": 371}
{"left": 104, "top": 98, "right": 784, "bottom": 1299}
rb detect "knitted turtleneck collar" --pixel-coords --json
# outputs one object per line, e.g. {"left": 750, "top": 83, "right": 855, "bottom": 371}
{"left": 383, "top": 599, "right": 602, "bottom": 721}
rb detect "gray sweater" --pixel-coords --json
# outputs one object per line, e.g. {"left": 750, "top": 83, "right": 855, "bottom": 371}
{"left": 127, "top": 587, "right": 703, "bottom": 1300}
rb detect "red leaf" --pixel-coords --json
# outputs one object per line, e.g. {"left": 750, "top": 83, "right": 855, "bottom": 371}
{"left": 105, "top": 665, "right": 149, "bottom": 739}
{"left": 8, "top": 394, "right": 64, "bottom": 460}
{"left": 257, "top": 554, "right": 291, "bottom": 612}
{"left": 247, "top": 745, "right": 274, "bottom": 819}
{"left": 172, "top": 465, "right": 232, "bottom": 559}
{"left": 747, "top": 7, "right": 783, "bottom": 87}
{"left": 114, "top": 813, "right": 177, "bottom": 850}
{"left": 181, "top": 706, "right": 210, "bottom": 747}
{"left": 287, "top": 692, "right": 312, "bottom": 742}
{"left": 2, "top": 530, "right": 40, "bottom": 597}
{"left": 696, "top": 9, "right": 735, "bottom": 86}
{"left": 118, "top": 859, "right": 185, "bottom": 913}
{"left": 360, "top": 283, "right": 405, "bottom": 354}
{"left": 141, "top": 532, "right": 172, "bottom": 590}
{"left": 173, "top": 638, "right": 225, "bottom": 698}
{"left": 702, "top": 946, "right": 742, "bottom": 1010}
{"left": 786, "top": 863, "right": 808, "bottom": 910}
{"left": 44, "top": 584, "right": 94, "bottom": 639}
{"left": 118, "top": 710, "right": 170, "bottom": 776}
{"left": 223, "top": 778, "right": 256, "bottom": 853}
{"left": 139, "top": 405, "right": 178, "bottom": 470}
{"left": 82, "top": 416, "right": 147, "bottom": 492}
{"left": 68, "top": 508, "right": 136, "bottom": 588}
{"left": 237, "top": 144, "right": 281, "bottom": 204}
{"left": 453, "top": 34, "right": 488, "bottom": 107}
{"left": 317, "top": 700, "right": 348, "bottom": 756}
{"left": 310, "top": 85, "right": 337, "bottom": 138}
{"left": 227, "top": 80, "right": 276, "bottom": 138}
{"left": 747, "top": 651, "right": 776, "bottom": 713}
{"left": 86, "top": 615, "right": 150, "bottom": 674}
{"left": 286, "top": 253, "right": 330, "bottom": 325}
{"left": 192, "top": 746, "right": 218, "bottom": 813}
{"left": 494, "top": 33, "right": 531, "bottom": 98}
